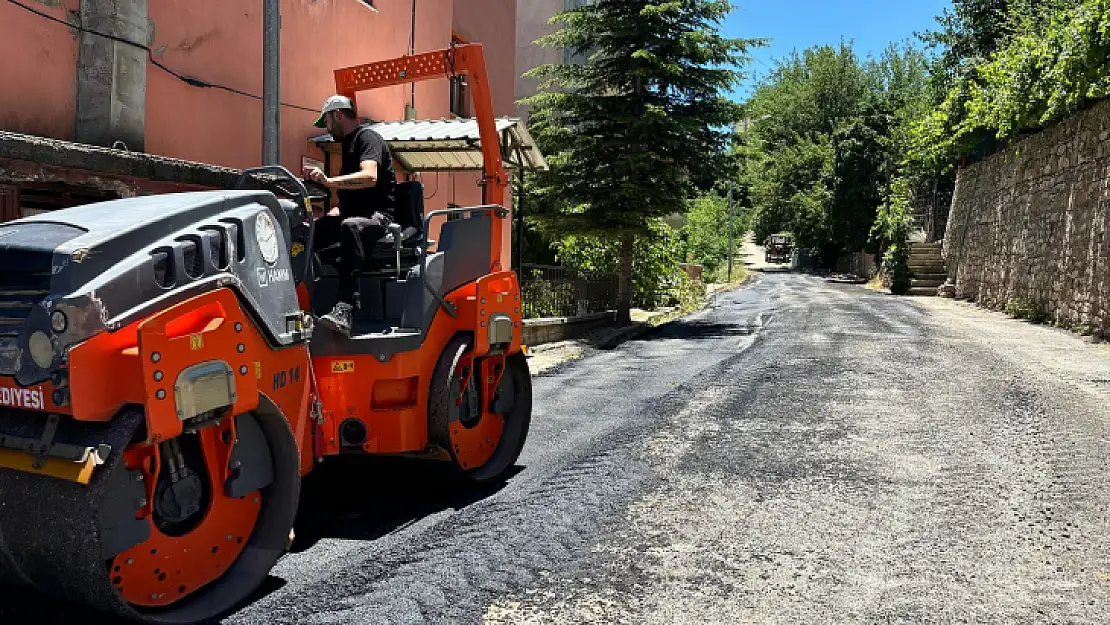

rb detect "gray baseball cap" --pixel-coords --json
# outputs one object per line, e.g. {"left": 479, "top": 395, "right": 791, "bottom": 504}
{"left": 314, "top": 95, "right": 355, "bottom": 128}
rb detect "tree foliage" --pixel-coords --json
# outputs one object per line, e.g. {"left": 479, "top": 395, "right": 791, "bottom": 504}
{"left": 524, "top": 0, "right": 760, "bottom": 321}
{"left": 551, "top": 220, "right": 693, "bottom": 310}
{"left": 911, "top": 0, "right": 1110, "bottom": 173}
{"left": 872, "top": 1, "right": 1108, "bottom": 292}
{"left": 741, "top": 42, "right": 930, "bottom": 268}
{"left": 920, "top": 0, "right": 1014, "bottom": 96}
{"left": 683, "top": 190, "right": 745, "bottom": 275}
{"left": 870, "top": 174, "right": 916, "bottom": 294}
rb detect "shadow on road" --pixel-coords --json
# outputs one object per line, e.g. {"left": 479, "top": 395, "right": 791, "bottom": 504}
{"left": 0, "top": 456, "right": 515, "bottom": 624}
{"left": 290, "top": 455, "right": 516, "bottom": 552}
{"left": 591, "top": 320, "right": 760, "bottom": 352}
{"left": 646, "top": 320, "right": 760, "bottom": 341}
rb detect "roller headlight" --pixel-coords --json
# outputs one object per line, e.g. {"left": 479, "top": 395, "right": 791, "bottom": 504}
{"left": 28, "top": 331, "right": 54, "bottom": 369}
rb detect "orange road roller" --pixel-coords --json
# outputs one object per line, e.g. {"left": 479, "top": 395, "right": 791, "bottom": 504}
{"left": 0, "top": 43, "right": 531, "bottom": 622}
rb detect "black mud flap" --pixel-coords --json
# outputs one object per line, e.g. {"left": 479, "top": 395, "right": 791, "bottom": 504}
{"left": 98, "top": 463, "right": 152, "bottom": 560}
{"left": 225, "top": 413, "right": 274, "bottom": 499}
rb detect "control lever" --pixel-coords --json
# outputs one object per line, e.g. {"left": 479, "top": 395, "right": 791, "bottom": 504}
{"left": 389, "top": 223, "right": 404, "bottom": 279}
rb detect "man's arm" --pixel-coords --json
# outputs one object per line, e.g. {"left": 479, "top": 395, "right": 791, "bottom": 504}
{"left": 305, "top": 129, "right": 384, "bottom": 190}
{"left": 322, "top": 159, "right": 378, "bottom": 190}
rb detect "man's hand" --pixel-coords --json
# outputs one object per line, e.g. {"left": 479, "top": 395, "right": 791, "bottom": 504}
{"left": 303, "top": 166, "right": 333, "bottom": 188}
{"left": 309, "top": 161, "right": 379, "bottom": 191}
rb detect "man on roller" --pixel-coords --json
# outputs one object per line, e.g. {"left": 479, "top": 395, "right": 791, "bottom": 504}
{"left": 303, "top": 95, "right": 397, "bottom": 337}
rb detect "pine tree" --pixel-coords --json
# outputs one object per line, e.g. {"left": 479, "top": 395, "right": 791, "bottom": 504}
{"left": 525, "top": 0, "right": 760, "bottom": 323}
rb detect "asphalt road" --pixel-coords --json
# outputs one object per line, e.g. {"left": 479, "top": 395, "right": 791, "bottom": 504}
{"left": 6, "top": 271, "right": 1110, "bottom": 623}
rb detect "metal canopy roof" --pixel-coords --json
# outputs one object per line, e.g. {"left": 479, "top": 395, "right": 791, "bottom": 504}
{"left": 310, "top": 118, "right": 548, "bottom": 173}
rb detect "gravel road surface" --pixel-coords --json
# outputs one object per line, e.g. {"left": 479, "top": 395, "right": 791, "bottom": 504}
{"left": 5, "top": 271, "right": 1110, "bottom": 624}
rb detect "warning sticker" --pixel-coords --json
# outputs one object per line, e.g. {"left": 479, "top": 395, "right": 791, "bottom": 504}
{"left": 190, "top": 335, "right": 204, "bottom": 350}
{"left": 331, "top": 360, "right": 355, "bottom": 374}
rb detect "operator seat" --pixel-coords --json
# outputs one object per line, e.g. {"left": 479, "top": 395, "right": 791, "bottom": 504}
{"left": 371, "top": 180, "right": 425, "bottom": 271}
{"left": 315, "top": 180, "right": 426, "bottom": 276}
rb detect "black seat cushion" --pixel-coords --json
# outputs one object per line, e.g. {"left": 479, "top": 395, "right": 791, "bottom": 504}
{"left": 315, "top": 180, "right": 426, "bottom": 273}
{"left": 371, "top": 180, "right": 425, "bottom": 251}
{"left": 391, "top": 181, "right": 425, "bottom": 233}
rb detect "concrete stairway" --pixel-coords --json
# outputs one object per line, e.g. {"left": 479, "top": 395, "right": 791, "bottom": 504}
{"left": 907, "top": 242, "right": 947, "bottom": 296}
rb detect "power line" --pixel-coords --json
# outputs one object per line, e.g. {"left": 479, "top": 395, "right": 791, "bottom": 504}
{"left": 7, "top": 0, "right": 319, "bottom": 114}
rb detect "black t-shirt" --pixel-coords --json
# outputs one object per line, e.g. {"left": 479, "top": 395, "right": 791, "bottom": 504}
{"left": 338, "top": 124, "right": 396, "bottom": 218}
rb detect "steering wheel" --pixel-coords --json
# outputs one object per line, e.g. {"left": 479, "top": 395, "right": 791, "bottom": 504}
{"left": 302, "top": 179, "right": 330, "bottom": 202}
{"left": 234, "top": 166, "right": 306, "bottom": 196}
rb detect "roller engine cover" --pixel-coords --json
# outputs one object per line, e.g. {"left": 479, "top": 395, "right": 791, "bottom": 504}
{"left": 0, "top": 191, "right": 303, "bottom": 386}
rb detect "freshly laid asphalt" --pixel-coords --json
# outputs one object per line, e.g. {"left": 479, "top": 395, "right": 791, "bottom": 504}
{"left": 5, "top": 271, "right": 1110, "bottom": 623}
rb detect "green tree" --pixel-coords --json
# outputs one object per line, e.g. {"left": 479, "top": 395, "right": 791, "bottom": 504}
{"left": 741, "top": 41, "right": 932, "bottom": 271}
{"left": 552, "top": 220, "right": 689, "bottom": 310}
{"left": 524, "top": 0, "right": 760, "bottom": 323}
{"left": 911, "top": 0, "right": 1110, "bottom": 172}
{"left": 684, "top": 190, "right": 745, "bottom": 275}
{"left": 744, "top": 42, "right": 888, "bottom": 265}
{"left": 828, "top": 109, "right": 892, "bottom": 256}
{"left": 921, "top": 0, "right": 1014, "bottom": 96}
{"left": 872, "top": 42, "right": 932, "bottom": 156}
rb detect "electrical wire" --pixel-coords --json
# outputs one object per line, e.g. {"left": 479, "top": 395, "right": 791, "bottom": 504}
{"left": 422, "top": 171, "right": 440, "bottom": 201}
{"left": 7, "top": 0, "right": 319, "bottom": 114}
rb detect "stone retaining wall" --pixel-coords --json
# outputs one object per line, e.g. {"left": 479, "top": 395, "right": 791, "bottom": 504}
{"left": 944, "top": 98, "right": 1110, "bottom": 337}
{"left": 522, "top": 312, "right": 616, "bottom": 346}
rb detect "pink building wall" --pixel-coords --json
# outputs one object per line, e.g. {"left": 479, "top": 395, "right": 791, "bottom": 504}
{"left": 0, "top": 0, "right": 517, "bottom": 262}
{"left": 452, "top": 4, "right": 517, "bottom": 115}
{"left": 0, "top": 0, "right": 515, "bottom": 169}
{"left": 0, "top": 2, "right": 78, "bottom": 141}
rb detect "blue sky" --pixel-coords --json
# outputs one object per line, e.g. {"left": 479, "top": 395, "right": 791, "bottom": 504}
{"left": 723, "top": 0, "right": 953, "bottom": 100}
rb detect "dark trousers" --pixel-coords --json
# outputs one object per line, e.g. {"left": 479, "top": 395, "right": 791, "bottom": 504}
{"left": 314, "top": 212, "right": 391, "bottom": 306}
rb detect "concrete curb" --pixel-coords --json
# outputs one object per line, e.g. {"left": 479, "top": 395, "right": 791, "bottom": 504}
{"left": 522, "top": 311, "right": 616, "bottom": 347}
{"left": 523, "top": 311, "right": 614, "bottom": 328}
{"left": 596, "top": 275, "right": 760, "bottom": 350}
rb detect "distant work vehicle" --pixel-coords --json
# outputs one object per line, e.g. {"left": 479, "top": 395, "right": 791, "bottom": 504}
{"left": 764, "top": 234, "right": 793, "bottom": 264}
{"left": 0, "top": 43, "right": 531, "bottom": 624}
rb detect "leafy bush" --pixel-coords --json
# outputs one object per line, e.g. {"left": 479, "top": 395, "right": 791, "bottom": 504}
{"left": 883, "top": 244, "right": 911, "bottom": 295}
{"left": 520, "top": 279, "right": 576, "bottom": 319}
{"left": 707, "top": 261, "right": 747, "bottom": 285}
{"left": 666, "top": 272, "right": 707, "bottom": 312}
{"left": 911, "top": 0, "right": 1110, "bottom": 173}
{"left": 552, "top": 219, "right": 687, "bottom": 310}
{"left": 683, "top": 192, "right": 747, "bottom": 274}
{"left": 871, "top": 176, "right": 914, "bottom": 295}
{"left": 1005, "top": 297, "right": 1046, "bottom": 323}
